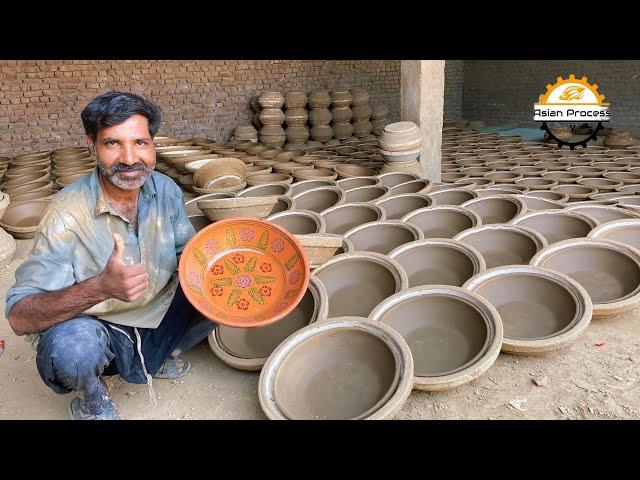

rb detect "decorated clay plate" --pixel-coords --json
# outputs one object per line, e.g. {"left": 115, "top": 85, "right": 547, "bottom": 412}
{"left": 179, "top": 217, "right": 310, "bottom": 328}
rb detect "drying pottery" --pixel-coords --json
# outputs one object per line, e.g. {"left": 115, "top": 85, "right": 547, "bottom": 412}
{"left": 5, "top": 164, "right": 51, "bottom": 179}
{"left": 374, "top": 193, "right": 432, "bottom": 220}
{"left": 294, "top": 233, "right": 348, "bottom": 269}
{"left": 185, "top": 192, "right": 235, "bottom": 216}
{"left": 308, "top": 109, "right": 332, "bottom": 127}
{"left": 377, "top": 172, "right": 419, "bottom": 188}
{"left": 310, "top": 125, "right": 334, "bottom": 142}
{"left": 604, "top": 132, "right": 635, "bottom": 149}
{"left": 258, "top": 91, "right": 285, "bottom": 109}
{"left": 387, "top": 179, "right": 432, "bottom": 196}
{"left": 578, "top": 178, "right": 624, "bottom": 192}
{"left": 525, "top": 189, "right": 569, "bottom": 203}
{"left": 535, "top": 161, "right": 571, "bottom": 172}
{"left": 369, "top": 285, "right": 501, "bottom": 391}
{"left": 246, "top": 173, "right": 293, "bottom": 186}
{"left": 531, "top": 238, "right": 640, "bottom": 317}
{"left": 208, "top": 275, "right": 328, "bottom": 371}
{"left": 284, "top": 91, "right": 308, "bottom": 109}
{"left": 454, "top": 224, "right": 548, "bottom": 269}
{"left": 516, "top": 194, "right": 566, "bottom": 211}
{"left": 1, "top": 172, "right": 51, "bottom": 191}
{"left": 344, "top": 220, "right": 423, "bottom": 255}
{"left": 552, "top": 184, "right": 597, "bottom": 201}
{"left": 333, "top": 164, "right": 376, "bottom": 179}
{"left": 332, "top": 122, "right": 354, "bottom": 140}
{"left": 0, "top": 199, "right": 51, "bottom": 239}
{"left": 191, "top": 158, "right": 246, "bottom": 189}
{"left": 484, "top": 171, "right": 522, "bottom": 184}
{"left": 192, "top": 180, "right": 247, "bottom": 195}
{"left": 266, "top": 209, "right": 326, "bottom": 235}
{"left": 307, "top": 90, "right": 332, "bottom": 109}
{"left": 271, "top": 162, "right": 308, "bottom": 175}
{"left": 463, "top": 265, "right": 591, "bottom": 354}
{"left": 379, "top": 122, "right": 422, "bottom": 152}
{"left": 343, "top": 185, "right": 389, "bottom": 203}
{"left": 402, "top": 205, "right": 482, "bottom": 239}
{"left": 564, "top": 204, "right": 640, "bottom": 223}
{"left": 291, "top": 186, "right": 344, "bottom": 213}
{"left": 331, "top": 107, "right": 353, "bottom": 123}
{"left": 238, "top": 183, "right": 292, "bottom": 198}
{"left": 512, "top": 210, "right": 598, "bottom": 245}
{"left": 460, "top": 177, "right": 494, "bottom": 189}
{"left": 388, "top": 239, "right": 485, "bottom": 288}
{"left": 515, "top": 177, "right": 558, "bottom": 190}
{"left": 460, "top": 195, "right": 525, "bottom": 224}
{"left": 293, "top": 168, "right": 338, "bottom": 182}
{"left": 320, "top": 202, "right": 386, "bottom": 235}
{"left": 428, "top": 188, "right": 477, "bottom": 206}
{"left": 245, "top": 165, "right": 273, "bottom": 176}
{"left": 604, "top": 172, "right": 640, "bottom": 185}
{"left": 613, "top": 195, "right": 640, "bottom": 213}
{"left": 542, "top": 171, "right": 583, "bottom": 185}
{"left": 588, "top": 219, "right": 640, "bottom": 250}
{"left": 2, "top": 180, "right": 54, "bottom": 196}
{"left": 336, "top": 176, "right": 378, "bottom": 191}
{"left": 258, "top": 317, "right": 413, "bottom": 420}
{"left": 197, "top": 196, "right": 279, "bottom": 221}
{"left": 475, "top": 187, "right": 521, "bottom": 197}
{"left": 617, "top": 184, "right": 640, "bottom": 195}
{"left": 313, "top": 251, "right": 409, "bottom": 318}
{"left": 378, "top": 148, "right": 421, "bottom": 164}
{"left": 290, "top": 179, "right": 336, "bottom": 196}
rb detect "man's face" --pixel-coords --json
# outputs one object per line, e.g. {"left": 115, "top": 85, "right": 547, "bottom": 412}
{"left": 90, "top": 114, "right": 156, "bottom": 191}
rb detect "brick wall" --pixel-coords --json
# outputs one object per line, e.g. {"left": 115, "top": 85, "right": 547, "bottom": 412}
{"left": 462, "top": 60, "right": 640, "bottom": 136}
{"left": 444, "top": 60, "right": 464, "bottom": 119}
{"left": 0, "top": 60, "right": 401, "bottom": 156}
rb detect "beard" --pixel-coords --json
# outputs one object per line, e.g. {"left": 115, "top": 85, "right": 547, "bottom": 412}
{"left": 96, "top": 153, "right": 155, "bottom": 190}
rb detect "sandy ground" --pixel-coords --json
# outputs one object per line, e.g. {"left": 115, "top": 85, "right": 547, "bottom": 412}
{"left": 1, "top": 237, "right": 639, "bottom": 420}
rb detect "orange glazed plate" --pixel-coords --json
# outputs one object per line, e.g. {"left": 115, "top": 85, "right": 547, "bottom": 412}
{"left": 179, "top": 217, "right": 310, "bottom": 328}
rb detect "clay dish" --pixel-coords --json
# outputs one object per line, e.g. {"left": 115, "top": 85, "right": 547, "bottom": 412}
{"left": 1, "top": 172, "right": 51, "bottom": 190}
{"left": 343, "top": 185, "right": 389, "bottom": 203}
{"left": 402, "top": 205, "right": 481, "bottom": 239}
{"left": 454, "top": 224, "right": 548, "bottom": 268}
{"left": 344, "top": 220, "right": 423, "bottom": 255}
{"left": 313, "top": 251, "right": 409, "bottom": 318}
{"left": 245, "top": 165, "right": 273, "bottom": 176}
{"left": 374, "top": 193, "right": 432, "bottom": 220}
{"left": 290, "top": 179, "right": 336, "bottom": 196}
{"left": 3, "top": 180, "right": 53, "bottom": 196}
{"left": 387, "top": 179, "right": 432, "bottom": 196}
{"left": 552, "top": 184, "right": 596, "bottom": 201}
{"left": 0, "top": 199, "right": 50, "bottom": 239}
{"left": 531, "top": 238, "right": 640, "bottom": 317}
{"left": 389, "top": 238, "right": 485, "bottom": 288}
{"left": 461, "top": 195, "right": 525, "bottom": 224}
{"left": 377, "top": 172, "right": 419, "bottom": 188}
{"left": 428, "top": 188, "right": 477, "bottom": 206}
{"left": 258, "top": 317, "right": 413, "bottom": 420}
{"left": 525, "top": 189, "right": 569, "bottom": 203}
{"left": 562, "top": 157, "right": 593, "bottom": 167}
{"left": 515, "top": 177, "right": 558, "bottom": 190}
{"left": 512, "top": 210, "right": 598, "bottom": 244}
{"left": 271, "top": 162, "right": 308, "bottom": 175}
{"left": 604, "top": 172, "right": 640, "bottom": 185}
{"left": 578, "top": 177, "right": 623, "bottom": 192}
{"left": 246, "top": 173, "right": 293, "bottom": 186}
{"left": 463, "top": 265, "right": 591, "bottom": 354}
{"left": 461, "top": 177, "right": 494, "bottom": 189}
{"left": 266, "top": 209, "right": 326, "bottom": 235}
{"left": 5, "top": 164, "right": 51, "bottom": 179}
{"left": 516, "top": 194, "right": 566, "bottom": 211}
{"left": 209, "top": 276, "right": 328, "bottom": 371}
{"left": 598, "top": 162, "right": 630, "bottom": 172}
{"left": 485, "top": 171, "right": 522, "bottom": 184}
{"left": 475, "top": 187, "right": 521, "bottom": 197}
{"left": 293, "top": 168, "right": 338, "bottom": 182}
{"left": 335, "top": 176, "right": 378, "bottom": 191}
{"left": 617, "top": 184, "right": 640, "bottom": 195}
{"left": 192, "top": 181, "right": 247, "bottom": 195}
{"left": 237, "top": 183, "right": 292, "bottom": 198}
{"left": 613, "top": 195, "right": 640, "bottom": 213}
{"left": 588, "top": 218, "right": 640, "bottom": 250}
{"left": 197, "top": 196, "right": 278, "bottom": 221}
{"left": 442, "top": 172, "right": 468, "bottom": 183}
{"left": 369, "top": 285, "right": 502, "bottom": 391}
{"left": 251, "top": 158, "right": 279, "bottom": 168}
{"left": 564, "top": 204, "right": 640, "bottom": 223}
{"left": 320, "top": 202, "right": 386, "bottom": 234}
{"left": 294, "top": 233, "right": 347, "bottom": 269}
{"left": 542, "top": 171, "right": 583, "bottom": 184}
{"left": 185, "top": 192, "right": 235, "bottom": 216}
{"left": 333, "top": 164, "right": 377, "bottom": 179}
{"left": 534, "top": 161, "right": 571, "bottom": 172}
{"left": 460, "top": 166, "right": 495, "bottom": 177}
{"left": 291, "top": 186, "right": 344, "bottom": 213}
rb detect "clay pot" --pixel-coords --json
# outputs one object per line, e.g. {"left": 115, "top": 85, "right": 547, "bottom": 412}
{"left": 2, "top": 180, "right": 54, "bottom": 196}
{"left": 463, "top": 265, "right": 591, "bottom": 355}
{"left": 515, "top": 177, "right": 558, "bottom": 190}
{"left": 0, "top": 199, "right": 51, "bottom": 239}
{"left": 320, "top": 202, "right": 385, "bottom": 235}
{"left": 313, "top": 251, "right": 409, "bottom": 318}
{"left": 192, "top": 158, "right": 246, "bottom": 189}
{"left": 209, "top": 275, "right": 327, "bottom": 371}
{"left": 331, "top": 106, "right": 353, "bottom": 124}
{"left": 258, "top": 91, "right": 285, "bottom": 109}
{"left": 246, "top": 173, "right": 293, "bottom": 186}
{"left": 604, "top": 132, "right": 635, "bottom": 149}
{"left": 1, "top": 171, "right": 51, "bottom": 191}
{"left": 5, "top": 164, "right": 51, "bottom": 179}
{"left": 552, "top": 184, "right": 596, "bottom": 201}
{"left": 566, "top": 166, "right": 604, "bottom": 178}
{"left": 350, "top": 88, "right": 370, "bottom": 106}
{"left": 196, "top": 196, "right": 278, "bottom": 221}
{"left": 604, "top": 172, "right": 640, "bottom": 185}
{"left": 295, "top": 233, "right": 350, "bottom": 269}
{"left": 184, "top": 192, "right": 235, "bottom": 216}
{"left": 344, "top": 220, "right": 423, "bottom": 255}
{"left": 293, "top": 168, "right": 338, "bottom": 182}
{"left": 564, "top": 204, "right": 640, "bottom": 223}
{"left": 377, "top": 172, "right": 419, "bottom": 188}
{"left": 525, "top": 189, "right": 569, "bottom": 203}
{"left": 402, "top": 205, "right": 481, "bottom": 239}
{"left": 307, "top": 90, "right": 332, "bottom": 109}
{"left": 428, "top": 188, "right": 477, "bottom": 206}
{"left": 578, "top": 177, "right": 623, "bottom": 192}
{"left": 344, "top": 185, "right": 389, "bottom": 203}
{"left": 517, "top": 194, "right": 566, "bottom": 211}
{"left": 369, "top": 285, "right": 501, "bottom": 390}
{"left": 455, "top": 224, "right": 548, "bottom": 269}
{"left": 374, "top": 193, "right": 432, "bottom": 220}
{"left": 308, "top": 109, "right": 332, "bottom": 126}
{"left": 378, "top": 148, "right": 420, "bottom": 164}
{"left": 258, "top": 317, "right": 413, "bottom": 420}
{"left": 387, "top": 179, "right": 432, "bottom": 196}
{"left": 531, "top": 238, "right": 640, "bottom": 317}
{"left": 336, "top": 176, "right": 378, "bottom": 191}
{"left": 309, "top": 125, "right": 334, "bottom": 143}
{"left": 512, "top": 210, "right": 598, "bottom": 245}
{"left": 289, "top": 179, "right": 335, "bottom": 196}
{"left": 332, "top": 122, "right": 354, "bottom": 140}
{"left": 237, "top": 183, "right": 292, "bottom": 198}
{"left": 291, "top": 186, "right": 345, "bottom": 213}
{"left": 461, "top": 195, "right": 525, "bottom": 224}
{"left": 285, "top": 126, "right": 310, "bottom": 144}
{"left": 283, "top": 91, "right": 307, "bottom": 109}
{"left": 266, "top": 209, "right": 326, "bottom": 235}
{"left": 588, "top": 218, "right": 640, "bottom": 250}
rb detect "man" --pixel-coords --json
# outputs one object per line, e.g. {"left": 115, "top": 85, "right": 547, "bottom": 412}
{"left": 5, "top": 91, "right": 214, "bottom": 420}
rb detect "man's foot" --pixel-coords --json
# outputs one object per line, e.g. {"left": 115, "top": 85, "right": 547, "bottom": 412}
{"left": 154, "top": 355, "right": 191, "bottom": 379}
{"left": 68, "top": 397, "right": 121, "bottom": 420}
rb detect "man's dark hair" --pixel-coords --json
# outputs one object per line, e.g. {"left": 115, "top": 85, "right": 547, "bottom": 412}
{"left": 81, "top": 91, "right": 162, "bottom": 141}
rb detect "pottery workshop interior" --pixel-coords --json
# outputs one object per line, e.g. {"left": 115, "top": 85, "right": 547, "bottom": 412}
{"left": 2, "top": 59, "right": 640, "bottom": 421}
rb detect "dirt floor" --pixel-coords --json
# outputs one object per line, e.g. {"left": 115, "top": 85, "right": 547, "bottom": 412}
{"left": 1, "top": 237, "right": 639, "bottom": 420}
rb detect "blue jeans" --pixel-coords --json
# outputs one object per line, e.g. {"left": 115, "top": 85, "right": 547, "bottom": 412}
{"left": 35, "top": 285, "right": 215, "bottom": 415}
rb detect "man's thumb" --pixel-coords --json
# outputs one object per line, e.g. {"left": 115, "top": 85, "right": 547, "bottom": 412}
{"left": 111, "top": 233, "right": 124, "bottom": 263}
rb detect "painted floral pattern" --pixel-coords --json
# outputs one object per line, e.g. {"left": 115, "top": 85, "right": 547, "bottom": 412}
{"left": 211, "top": 264, "right": 224, "bottom": 275}
{"left": 289, "top": 270, "right": 301, "bottom": 285}
{"left": 260, "top": 262, "right": 272, "bottom": 273}
{"left": 239, "top": 228, "right": 255, "bottom": 242}
{"left": 271, "top": 238, "right": 285, "bottom": 253}
{"left": 237, "top": 298, "right": 249, "bottom": 310}
{"left": 188, "top": 272, "right": 201, "bottom": 288}
{"left": 210, "top": 286, "right": 224, "bottom": 296}
{"left": 205, "top": 239, "right": 219, "bottom": 256}
{"left": 235, "top": 274, "right": 252, "bottom": 289}
{"left": 232, "top": 253, "right": 245, "bottom": 264}
{"left": 259, "top": 286, "right": 272, "bottom": 297}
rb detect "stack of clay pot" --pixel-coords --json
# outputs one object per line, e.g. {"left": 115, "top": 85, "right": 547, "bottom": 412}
{"left": 330, "top": 88, "right": 354, "bottom": 142}
{"left": 283, "top": 91, "right": 309, "bottom": 150}
{"left": 250, "top": 96, "right": 262, "bottom": 131}
{"left": 233, "top": 125, "right": 258, "bottom": 143}
{"left": 308, "top": 89, "right": 333, "bottom": 144}
{"left": 371, "top": 104, "right": 390, "bottom": 136}
{"left": 51, "top": 146, "right": 96, "bottom": 189}
{"left": 258, "top": 91, "right": 286, "bottom": 148}
{"left": 378, "top": 121, "right": 424, "bottom": 176}
{"left": 350, "top": 87, "right": 373, "bottom": 139}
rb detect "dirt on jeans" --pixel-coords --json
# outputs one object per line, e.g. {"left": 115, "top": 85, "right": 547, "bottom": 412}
{"left": 1, "top": 238, "right": 639, "bottom": 420}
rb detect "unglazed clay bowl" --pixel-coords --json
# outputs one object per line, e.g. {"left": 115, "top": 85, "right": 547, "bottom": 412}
{"left": 515, "top": 177, "right": 558, "bottom": 190}
{"left": 320, "top": 202, "right": 385, "bottom": 235}
{"left": 428, "top": 188, "right": 477, "bottom": 206}
{"left": 343, "top": 185, "right": 389, "bottom": 203}
{"left": 192, "top": 181, "right": 247, "bottom": 195}
{"left": 564, "top": 204, "right": 640, "bottom": 223}
{"left": 525, "top": 189, "right": 569, "bottom": 203}
{"left": 258, "top": 317, "right": 413, "bottom": 420}
{"left": 245, "top": 165, "right": 273, "bottom": 176}
{"left": 208, "top": 276, "right": 328, "bottom": 371}
{"left": 0, "top": 199, "right": 51, "bottom": 239}
{"left": 266, "top": 209, "right": 326, "bottom": 235}
{"left": 197, "top": 196, "right": 279, "bottom": 221}
{"left": 293, "top": 168, "right": 338, "bottom": 182}
{"left": 6, "top": 190, "right": 54, "bottom": 207}
{"left": 552, "top": 184, "right": 597, "bottom": 202}
{"left": 1, "top": 172, "right": 51, "bottom": 191}
{"left": 475, "top": 187, "right": 521, "bottom": 197}
{"left": 344, "top": 220, "right": 423, "bottom": 255}
{"left": 246, "top": 173, "right": 293, "bottom": 186}
{"left": 567, "top": 166, "right": 604, "bottom": 178}
{"left": 516, "top": 194, "right": 566, "bottom": 212}
{"left": 5, "top": 164, "right": 51, "bottom": 179}
{"left": 512, "top": 210, "right": 598, "bottom": 245}
{"left": 588, "top": 219, "right": 640, "bottom": 250}
{"left": 2, "top": 180, "right": 54, "bottom": 196}
{"left": 402, "top": 205, "right": 482, "bottom": 239}
{"left": 336, "top": 176, "right": 378, "bottom": 191}
{"left": 313, "top": 251, "right": 408, "bottom": 318}
{"left": 455, "top": 224, "right": 548, "bottom": 269}
{"left": 387, "top": 179, "right": 432, "bottom": 196}
{"left": 578, "top": 177, "right": 623, "bottom": 192}
{"left": 237, "top": 183, "right": 292, "bottom": 198}
{"left": 460, "top": 195, "right": 525, "bottom": 225}
{"left": 333, "top": 164, "right": 376, "bottom": 179}
{"left": 291, "top": 186, "right": 344, "bottom": 213}
{"left": 388, "top": 239, "right": 486, "bottom": 288}
{"left": 463, "top": 265, "right": 591, "bottom": 354}
{"left": 530, "top": 238, "right": 640, "bottom": 318}
{"left": 294, "top": 233, "right": 351, "bottom": 269}
{"left": 374, "top": 194, "right": 432, "bottom": 220}
{"left": 290, "top": 179, "right": 336, "bottom": 196}
{"left": 377, "top": 172, "right": 419, "bottom": 188}
{"left": 604, "top": 172, "right": 640, "bottom": 185}
{"left": 369, "top": 285, "right": 502, "bottom": 391}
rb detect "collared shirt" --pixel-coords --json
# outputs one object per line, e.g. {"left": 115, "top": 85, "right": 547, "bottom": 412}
{"left": 5, "top": 168, "right": 195, "bottom": 347}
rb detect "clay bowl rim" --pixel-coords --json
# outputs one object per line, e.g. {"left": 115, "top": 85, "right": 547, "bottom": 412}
{"left": 387, "top": 178, "right": 433, "bottom": 196}
{"left": 192, "top": 181, "right": 247, "bottom": 196}
{"left": 333, "top": 164, "right": 378, "bottom": 179}
{"left": 516, "top": 194, "right": 567, "bottom": 211}
{"left": 588, "top": 218, "right": 640, "bottom": 245}
{"left": 427, "top": 187, "right": 478, "bottom": 206}
{"left": 376, "top": 172, "right": 420, "bottom": 188}
{"left": 462, "top": 264, "right": 592, "bottom": 354}
{"left": 238, "top": 182, "right": 293, "bottom": 198}
{"left": 290, "top": 178, "right": 338, "bottom": 196}
{"left": 208, "top": 276, "right": 329, "bottom": 371}
{"left": 511, "top": 208, "right": 600, "bottom": 234}
{"left": 401, "top": 205, "right": 483, "bottom": 236}
{"left": 525, "top": 189, "right": 570, "bottom": 203}
{"left": 266, "top": 208, "right": 327, "bottom": 235}
{"left": 373, "top": 193, "right": 433, "bottom": 218}
{"left": 460, "top": 194, "right": 526, "bottom": 224}
{"left": 319, "top": 202, "right": 387, "bottom": 234}
{"left": 530, "top": 237, "right": 640, "bottom": 317}
{"left": 0, "top": 198, "right": 51, "bottom": 234}
{"left": 246, "top": 173, "right": 294, "bottom": 186}
{"left": 343, "top": 220, "right": 425, "bottom": 254}
{"left": 368, "top": 285, "right": 502, "bottom": 391}
{"left": 258, "top": 317, "right": 414, "bottom": 420}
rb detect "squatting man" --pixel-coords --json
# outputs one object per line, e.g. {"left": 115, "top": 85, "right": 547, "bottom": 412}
{"left": 6, "top": 91, "right": 214, "bottom": 420}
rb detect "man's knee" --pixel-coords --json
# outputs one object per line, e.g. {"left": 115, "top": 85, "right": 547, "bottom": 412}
{"left": 36, "top": 317, "right": 114, "bottom": 393}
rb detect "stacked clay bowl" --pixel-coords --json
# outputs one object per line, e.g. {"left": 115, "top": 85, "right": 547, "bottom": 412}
{"left": 378, "top": 122, "right": 423, "bottom": 167}
{"left": 371, "top": 104, "right": 390, "bottom": 136}
{"left": 283, "top": 91, "right": 308, "bottom": 150}
{"left": 193, "top": 158, "right": 247, "bottom": 194}
{"left": 233, "top": 125, "right": 258, "bottom": 143}
{"left": 258, "top": 91, "right": 286, "bottom": 148}
{"left": 0, "top": 198, "right": 51, "bottom": 239}
{"left": 307, "top": 90, "right": 332, "bottom": 143}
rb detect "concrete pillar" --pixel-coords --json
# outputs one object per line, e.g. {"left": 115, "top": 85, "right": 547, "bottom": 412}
{"left": 400, "top": 60, "right": 445, "bottom": 182}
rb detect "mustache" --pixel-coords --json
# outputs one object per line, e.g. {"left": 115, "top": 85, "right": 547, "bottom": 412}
{"left": 109, "top": 162, "right": 151, "bottom": 173}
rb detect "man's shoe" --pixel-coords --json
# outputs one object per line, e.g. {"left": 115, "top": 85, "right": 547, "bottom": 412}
{"left": 68, "top": 397, "right": 121, "bottom": 420}
{"left": 154, "top": 355, "right": 191, "bottom": 379}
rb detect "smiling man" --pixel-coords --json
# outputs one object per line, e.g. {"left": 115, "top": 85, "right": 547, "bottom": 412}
{"left": 5, "top": 92, "right": 214, "bottom": 420}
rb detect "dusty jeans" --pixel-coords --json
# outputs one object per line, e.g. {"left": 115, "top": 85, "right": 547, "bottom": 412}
{"left": 35, "top": 285, "right": 215, "bottom": 415}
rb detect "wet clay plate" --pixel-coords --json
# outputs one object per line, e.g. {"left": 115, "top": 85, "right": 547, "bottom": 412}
{"left": 179, "top": 217, "right": 310, "bottom": 328}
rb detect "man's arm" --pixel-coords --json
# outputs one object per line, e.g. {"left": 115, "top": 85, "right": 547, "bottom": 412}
{"left": 8, "top": 233, "right": 148, "bottom": 336}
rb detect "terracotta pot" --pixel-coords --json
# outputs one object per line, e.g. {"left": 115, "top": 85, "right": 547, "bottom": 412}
{"left": 428, "top": 188, "right": 477, "bottom": 206}
{"left": 290, "top": 179, "right": 336, "bottom": 196}
{"left": 258, "top": 317, "right": 413, "bottom": 420}
{"left": 343, "top": 185, "right": 389, "bottom": 203}
{"left": 525, "top": 189, "right": 569, "bottom": 203}
{"left": 307, "top": 90, "right": 332, "bottom": 109}
{"left": 604, "top": 132, "right": 635, "bottom": 149}
{"left": 308, "top": 109, "right": 332, "bottom": 126}
{"left": 237, "top": 182, "right": 292, "bottom": 198}
{"left": 552, "top": 184, "right": 596, "bottom": 201}
{"left": 387, "top": 179, "right": 432, "bottom": 196}
{"left": 604, "top": 172, "right": 640, "bottom": 185}
{"left": 196, "top": 196, "right": 279, "bottom": 221}
{"left": 192, "top": 158, "right": 246, "bottom": 189}
{"left": 461, "top": 195, "right": 525, "bottom": 224}
{"left": 512, "top": 210, "right": 598, "bottom": 245}
{"left": 564, "top": 204, "right": 640, "bottom": 223}
{"left": 246, "top": 173, "right": 293, "bottom": 186}
{"left": 266, "top": 209, "right": 326, "bottom": 235}
{"left": 463, "top": 265, "right": 591, "bottom": 355}
{"left": 258, "top": 91, "right": 285, "bottom": 109}
{"left": 374, "top": 193, "right": 432, "bottom": 220}
{"left": 336, "top": 176, "right": 378, "bottom": 191}
{"left": 283, "top": 91, "right": 307, "bottom": 109}
{"left": 332, "top": 122, "right": 354, "bottom": 140}
{"left": 320, "top": 202, "right": 385, "bottom": 235}
{"left": 0, "top": 199, "right": 51, "bottom": 239}
{"left": 531, "top": 238, "right": 640, "bottom": 317}
{"left": 377, "top": 172, "right": 419, "bottom": 188}
{"left": 455, "top": 224, "right": 548, "bottom": 269}
{"left": 309, "top": 125, "right": 334, "bottom": 142}
{"left": 344, "top": 220, "right": 423, "bottom": 255}
{"left": 369, "top": 285, "right": 501, "bottom": 391}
